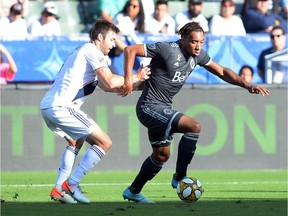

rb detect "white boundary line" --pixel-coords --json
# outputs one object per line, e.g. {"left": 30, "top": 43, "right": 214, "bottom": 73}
{"left": 0, "top": 181, "right": 286, "bottom": 187}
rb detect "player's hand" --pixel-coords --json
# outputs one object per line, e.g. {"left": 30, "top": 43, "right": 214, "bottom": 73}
{"left": 136, "top": 65, "right": 151, "bottom": 81}
{"left": 120, "top": 80, "right": 133, "bottom": 97}
{"left": 248, "top": 85, "right": 270, "bottom": 96}
{"left": 119, "top": 65, "right": 151, "bottom": 97}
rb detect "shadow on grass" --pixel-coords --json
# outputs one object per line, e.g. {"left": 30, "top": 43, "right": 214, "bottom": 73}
{"left": 1, "top": 199, "right": 287, "bottom": 216}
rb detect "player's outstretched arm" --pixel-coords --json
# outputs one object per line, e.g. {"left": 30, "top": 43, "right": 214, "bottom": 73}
{"left": 96, "top": 65, "right": 150, "bottom": 93}
{"left": 205, "top": 61, "right": 270, "bottom": 96}
{"left": 122, "top": 44, "right": 146, "bottom": 96}
{"left": 246, "top": 85, "right": 270, "bottom": 96}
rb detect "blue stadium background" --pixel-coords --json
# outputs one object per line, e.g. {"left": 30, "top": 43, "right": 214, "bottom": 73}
{"left": 1, "top": 0, "right": 280, "bottom": 84}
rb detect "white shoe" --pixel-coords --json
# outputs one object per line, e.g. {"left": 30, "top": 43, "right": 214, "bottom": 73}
{"left": 50, "top": 187, "right": 77, "bottom": 204}
{"left": 62, "top": 180, "right": 90, "bottom": 204}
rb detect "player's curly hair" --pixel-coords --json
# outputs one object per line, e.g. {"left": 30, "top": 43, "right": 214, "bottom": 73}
{"left": 178, "top": 22, "right": 204, "bottom": 38}
{"left": 89, "top": 19, "right": 120, "bottom": 41}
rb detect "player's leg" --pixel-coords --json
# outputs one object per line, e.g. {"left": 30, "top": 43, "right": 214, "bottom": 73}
{"left": 50, "top": 143, "right": 80, "bottom": 204}
{"left": 51, "top": 139, "right": 83, "bottom": 203}
{"left": 63, "top": 122, "right": 112, "bottom": 204}
{"left": 123, "top": 146, "right": 170, "bottom": 203}
{"left": 123, "top": 104, "right": 180, "bottom": 203}
{"left": 54, "top": 138, "right": 82, "bottom": 188}
{"left": 129, "top": 145, "right": 170, "bottom": 193}
{"left": 43, "top": 107, "right": 110, "bottom": 204}
{"left": 123, "top": 145, "right": 170, "bottom": 201}
{"left": 66, "top": 124, "right": 112, "bottom": 186}
{"left": 41, "top": 109, "right": 81, "bottom": 204}
{"left": 123, "top": 127, "right": 173, "bottom": 203}
{"left": 50, "top": 143, "right": 82, "bottom": 204}
{"left": 171, "top": 115, "right": 201, "bottom": 188}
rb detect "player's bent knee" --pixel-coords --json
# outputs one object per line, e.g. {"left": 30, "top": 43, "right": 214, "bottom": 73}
{"left": 102, "top": 138, "right": 112, "bottom": 152}
{"left": 192, "top": 121, "right": 201, "bottom": 133}
{"left": 106, "top": 139, "right": 113, "bottom": 150}
{"left": 154, "top": 152, "right": 170, "bottom": 163}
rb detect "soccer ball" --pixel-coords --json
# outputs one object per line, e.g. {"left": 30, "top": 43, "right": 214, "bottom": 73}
{"left": 176, "top": 177, "right": 204, "bottom": 202}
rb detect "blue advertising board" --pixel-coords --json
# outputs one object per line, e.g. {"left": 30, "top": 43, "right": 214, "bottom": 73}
{"left": 1, "top": 34, "right": 272, "bottom": 83}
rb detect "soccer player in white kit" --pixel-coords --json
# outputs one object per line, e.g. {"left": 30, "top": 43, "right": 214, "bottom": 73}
{"left": 40, "top": 19, "right": 150, "bottom": 204}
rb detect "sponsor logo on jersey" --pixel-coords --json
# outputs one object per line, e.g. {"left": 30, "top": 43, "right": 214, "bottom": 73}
{"left": 170, "top": 42, "right": 178, "bottom": 48}
{"left": 163, "top": 109, "right": 173, "bottom": 115}
{"left": 190, "top": 58, "right": 196, "bottom": 69}
{"left": 172, "top": 71, "right": 191, "bottom": 82}
{"left": 177, "top": 54, "right": 181, "bottom": 61}
{"left": 98, "top": 57, "right": 106, "bottom": 64}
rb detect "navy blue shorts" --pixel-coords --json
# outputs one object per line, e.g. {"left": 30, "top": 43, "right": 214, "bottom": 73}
{"left": 136, "top": 102, "right": 183, "bottom": 147}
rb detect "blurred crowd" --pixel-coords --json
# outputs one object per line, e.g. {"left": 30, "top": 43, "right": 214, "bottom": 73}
{"left": 0, "top": 0, "right": 287, "bottom": 85}
{"left": 0, "top": 0, "right": 287, "bottom": 37}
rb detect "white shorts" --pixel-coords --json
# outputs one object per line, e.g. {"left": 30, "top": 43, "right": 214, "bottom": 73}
{"left": 41, "top": 106, "right": 98, "bottom": 141}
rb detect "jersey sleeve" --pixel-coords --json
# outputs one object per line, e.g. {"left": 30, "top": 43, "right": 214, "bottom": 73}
{"left": 84, "top": 44, "right": 109, "bottom": 71}
{"left": 197, "top": 49, "right": 211, "bottom": 66}
{"left": 145, "top": 42, "right": 171, "bottom": 60}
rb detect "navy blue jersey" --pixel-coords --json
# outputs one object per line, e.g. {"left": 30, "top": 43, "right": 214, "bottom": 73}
{"left": 139, "top": 40, "right": 211, "bottom": 106}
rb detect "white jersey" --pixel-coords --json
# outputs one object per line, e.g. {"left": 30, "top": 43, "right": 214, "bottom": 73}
{"left": 209, "top": 15, "right": 246, "bottom": 36}
{"left": 28, "top": 18, "right": 61, "bottom": 36}
{"left": 0, "top": 16, "right": 28, "bottom": 37}
{"left": 175, "top": 11, "right": 209, "bottom": 32}
{"left": 40, "top": 43, "right": 108, "bottom": 109}
{"left": 113, "top": 13, "right": 140, "bottom": 34}
{"left": 145, "top": 14, "right": 176, "bottom": 36}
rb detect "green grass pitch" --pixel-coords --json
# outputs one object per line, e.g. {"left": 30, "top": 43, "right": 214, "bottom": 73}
{"left": 1, "top": 170, "right": 287, "bottom": 216}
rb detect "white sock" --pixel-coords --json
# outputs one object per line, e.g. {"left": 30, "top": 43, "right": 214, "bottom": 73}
{"left": 69, "top": 145, "right": 105, "bottom": 186}
{"left": 55, "top": 145, "right": 79, "bottom": 190}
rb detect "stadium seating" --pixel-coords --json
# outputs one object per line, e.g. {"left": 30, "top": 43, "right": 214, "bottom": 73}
{"left": 24, "top": 0, "right": 245, "bottom": 35}
{"left": 168, "top": 0, "right": 244, "bottom": 18}
{"left": 25, "top": 0, "right": 90, "bottom": 35}
{"left": 168, "top": 1, "right": 221, "bottom": 18}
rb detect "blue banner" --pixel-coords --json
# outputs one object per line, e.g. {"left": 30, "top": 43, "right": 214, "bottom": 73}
{"left": 1, "top": 34, "right": 272, "bottom": 83}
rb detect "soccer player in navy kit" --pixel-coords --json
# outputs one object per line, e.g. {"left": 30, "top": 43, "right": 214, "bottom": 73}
{"left": 121, "top": 22, "right": 270, "bottom": 203}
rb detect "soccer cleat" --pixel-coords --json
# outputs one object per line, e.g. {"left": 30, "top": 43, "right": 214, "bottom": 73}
{"left": 122, "top": 187, "right": 155, "bottom": 203}
{"left": 50, "top": 187, "right": 77, "bottom": 204}
{"left": 171, "top": 174, "right": 188, "bottom": 189}
{"left": 62, "top": 180, "right": 90, "bottom": 204}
